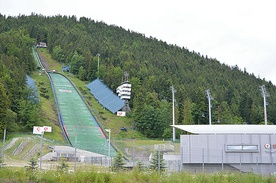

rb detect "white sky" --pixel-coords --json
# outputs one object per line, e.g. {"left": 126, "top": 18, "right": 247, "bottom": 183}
{"left": 1, "top": 0, "right": 276, "bottom": 84}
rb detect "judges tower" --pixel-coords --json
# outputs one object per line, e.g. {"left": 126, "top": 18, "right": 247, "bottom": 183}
{"left": 116, "top": 72, "right": 131, "bottom": 112}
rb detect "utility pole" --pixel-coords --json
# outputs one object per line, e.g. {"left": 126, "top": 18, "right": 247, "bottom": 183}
{"left": 205, "top": 89, "right": 213, "bottom": 125}
{"left": 158, "top": 146, "right": 161, "bottom": 174}
{"left": 33, "top": 126, "right": 51, "bottom": 170}
{"left": 74, "top": 135, "right": 77, "bottom": 172}
{"left": 105, "top": 129, "right": 111, "bottom": 166}
{"left": 39, "top": 131, "right": 44, "bottom": 170}
{"left": 260, "top": 85, "right": 269, "bottom": 125}
{"left": 1, "top": 129, "right": 6, "bottom": 167}
{"left": 171, "top": 86, "right": 176, "bottom": 142}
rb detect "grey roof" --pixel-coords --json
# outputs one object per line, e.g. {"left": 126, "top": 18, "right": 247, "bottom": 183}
{"left": 42, "top": 146, "right": 105, "bottom": 160}
{"left": 52, "top": 146, "right": 104, "bottom": 156}
{"left": 173, "top": 125, "right": 276, "bottom": 134}
{"left": 86, "top": 79, "right": 125, "bottom": 113}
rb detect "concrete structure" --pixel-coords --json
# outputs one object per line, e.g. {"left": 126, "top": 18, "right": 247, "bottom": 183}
{"left": 172, "top": 125, "right": 276, "bottom": 175}
{"left": 42, "top": 146, "right": 111, "bottom": 165}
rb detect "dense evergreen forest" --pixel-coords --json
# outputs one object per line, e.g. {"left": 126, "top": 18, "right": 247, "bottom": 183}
{"left": 1, "top": 14, "right": 276, "bottom": 138}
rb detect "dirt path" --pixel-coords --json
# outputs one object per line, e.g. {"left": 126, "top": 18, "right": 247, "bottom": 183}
{"left": 12, "top": 140, "right": 29, "bottom": 156}
{"left": 22, "top": 144, "right": 40, "bottom": 160}
{"left": 5, "top": 138, "right": 18, "bottom": 150}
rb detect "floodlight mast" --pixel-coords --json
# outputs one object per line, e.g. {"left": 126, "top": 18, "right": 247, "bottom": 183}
{"left": 205, "top": 89, "right": 213, "bottom": 125}
{"left": 260, "top": 85, "right": 269, "bottom": 125}
{"left": 171, "top": 86, "right": 176, "bottom": 142}
{"left": 105, "top": 129, "right": 111, "bottom": 166}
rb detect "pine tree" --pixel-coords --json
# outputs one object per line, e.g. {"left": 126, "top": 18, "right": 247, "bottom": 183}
{"left": 57, "top": 157, "right": 69, "bottom": 172}
{"left": 26, "top": 157, "right": 38, "bottom": 172}
{"left": 149, "top": 150, "right": 166, "bottom": 172}
{"left": 135, "top": 160, "right": 145, "bottom": 171}
{"left": 112, "top": 151, "right": 126, "bottom": 171}
{"left": 181, "top": 97, "right": 194, "bottom": 125}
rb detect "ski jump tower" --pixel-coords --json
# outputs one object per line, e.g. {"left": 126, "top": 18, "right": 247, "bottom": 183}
{"left": 116, "top": 72, "right": 131, "bottom": 112}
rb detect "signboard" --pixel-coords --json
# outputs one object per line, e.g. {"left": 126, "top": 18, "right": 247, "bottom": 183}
{"left": 117, "top": 111, "right": 126, "bottom": 117}
{"left": 33, "top": 126, "right": 43, "bottom": 134}
{"left": 43, "top": 126, "right": 52, "bottom": 132}
{"left": 33, "top": 126, "right": 52, "bottom": 134}
{"left": 264, "top": 143, "right": 276, "bottom": 149}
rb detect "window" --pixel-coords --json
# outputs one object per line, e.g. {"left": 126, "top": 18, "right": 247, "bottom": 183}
{"left": 227, "top": 145, "right": 242, "bottom": 150}
{"left": 226, "top": 145, "right": 258, "bottom": 153}
{"left": 242, "top": 145, "right": 258, "bottom": 150}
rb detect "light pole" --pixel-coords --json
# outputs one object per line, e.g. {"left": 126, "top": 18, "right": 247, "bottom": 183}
{"left": 1, "top": 128, "right": 6, "bottom": 167}
{"left": 205, "top": 89, "right": 213, "bottom": 125}
{"left": 260, "top": 85, "right": 269, "bottom": 125}
{"left": 105, "top": 129, "right": 111, "bottom": 166}
{"left": 171, "top": 86, "right": 176, "bottom": 142}
{"left": 97, "top": 53, "right": 100, "bottom": 79}
{"left": 74, "top": 134, "right": 77, "bottom": 172}
{"left": 39, "top": 131, "right": 44, "bottom": 170}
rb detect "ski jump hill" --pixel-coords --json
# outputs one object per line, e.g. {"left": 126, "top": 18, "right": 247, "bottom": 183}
{"left": 32, "top": 48, "right": 117, "bottom": 156}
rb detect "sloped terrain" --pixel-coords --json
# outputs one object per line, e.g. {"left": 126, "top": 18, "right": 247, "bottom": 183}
{"left": 3, "top": 135, "right": 64, "bottom": 161}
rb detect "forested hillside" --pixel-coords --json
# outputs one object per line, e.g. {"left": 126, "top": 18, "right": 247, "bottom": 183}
{"left": 1, "top": 14, "right": 276, "bottom": 139}
{"left": 0, "top": 24, "right": 40, "bottom": 134}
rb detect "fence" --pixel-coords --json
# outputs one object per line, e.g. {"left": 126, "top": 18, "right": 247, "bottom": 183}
{"left": 165, "top": 147, "right": 276, "bottom": 175}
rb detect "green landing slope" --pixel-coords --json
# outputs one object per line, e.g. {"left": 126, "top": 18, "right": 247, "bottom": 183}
{"left": 49, "top": 72, "right": 116, "bottom": 156}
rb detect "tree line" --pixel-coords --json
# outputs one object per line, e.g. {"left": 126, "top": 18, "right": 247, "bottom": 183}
{"left": 0, "top": 14, "right": 276, "bottom": 138}
{"left": 0, "top": 22, "right": 41, "bottom": 136}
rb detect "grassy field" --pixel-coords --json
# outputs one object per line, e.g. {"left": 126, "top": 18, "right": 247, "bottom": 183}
{"left": 1, "top": 166, "right": 276, "bottom": 183}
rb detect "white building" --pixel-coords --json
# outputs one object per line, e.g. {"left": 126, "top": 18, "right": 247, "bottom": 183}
{"left": 169, "top": 125, "right": 276, "bottom": 175}
{"left": 36, "top": 42, "right": 47, "bottom": 48}
{"left": 116, "top": 81, "right": 131, "bottom": 100}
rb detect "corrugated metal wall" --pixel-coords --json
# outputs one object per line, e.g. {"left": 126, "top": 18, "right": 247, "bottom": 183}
{"left": 180, "top": 134, "right": 276, "bottom": 174}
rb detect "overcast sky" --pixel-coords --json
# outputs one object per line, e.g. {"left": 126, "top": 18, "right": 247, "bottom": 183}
{"left": 1, "top": 0, "right": 276, "bottom": 85}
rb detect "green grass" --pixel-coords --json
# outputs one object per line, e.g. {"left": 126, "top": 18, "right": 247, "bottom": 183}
{"left": 37, "top": 48, "right": 63, "bottom": 70}
{"left": 0, "top": 167, "right": 275, "bottom": 183}
{"left": 5, "top": 138, "right": 23, "bottom": 156}
{"left": 2, "top": 134, "right": 66, "bottom": 163}
{"left": 30, "top": 70, "right": 65, "bottom": 143}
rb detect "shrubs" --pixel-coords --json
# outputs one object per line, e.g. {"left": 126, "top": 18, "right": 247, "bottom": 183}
{"left": 112, "top": 151, "right": 126, "bottom": 171}
{"left": 149, "top": 151, "right": 166, "bottom": 172}
{"left": 38, "top": 82, "right": 50, "bottom": 99}
{"left": 1, "top": 166, "right": 276, "bottom": 182}
{"left": 57, "top": 157, "right": 69, "bottom": 173}
{"left": 25, "top": 157, "right": 38, "bottom": 172}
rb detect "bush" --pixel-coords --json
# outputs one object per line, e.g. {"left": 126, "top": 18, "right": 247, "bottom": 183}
{"left": 112, "top": 151, "right": 126, "bottom": 172}
{"left": 25, "top": 157, "right": 38, "bottom": 172}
